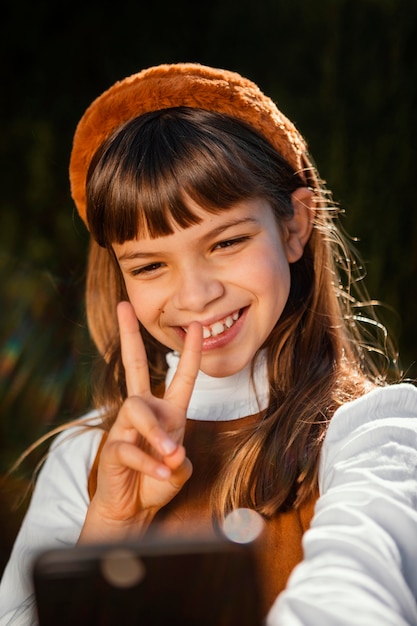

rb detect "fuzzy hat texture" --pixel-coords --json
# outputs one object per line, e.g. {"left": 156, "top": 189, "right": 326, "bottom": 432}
{"left": 69, "top": 63, "right": 311, "bottom": 225}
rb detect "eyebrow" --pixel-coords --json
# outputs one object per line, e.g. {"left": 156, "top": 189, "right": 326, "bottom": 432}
{"left": 116, "top": 216, "right": 260, "bottom": 261}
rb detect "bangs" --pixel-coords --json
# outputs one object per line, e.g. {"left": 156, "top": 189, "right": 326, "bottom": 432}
{"left": 86, "top": 108, "right": 301, "bottom": 247}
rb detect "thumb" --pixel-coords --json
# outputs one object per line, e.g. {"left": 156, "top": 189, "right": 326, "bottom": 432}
{"left": 168, "top": 457, "right": 193, "bottom": 493}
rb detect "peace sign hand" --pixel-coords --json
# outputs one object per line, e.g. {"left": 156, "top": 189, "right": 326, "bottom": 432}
{"left": 78, "top": 301, "right": 203, "bottom": 544}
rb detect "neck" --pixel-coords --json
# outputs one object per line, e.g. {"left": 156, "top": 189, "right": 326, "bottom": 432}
{"left": 165, "top": 352, "right": 269, "bottom": 421}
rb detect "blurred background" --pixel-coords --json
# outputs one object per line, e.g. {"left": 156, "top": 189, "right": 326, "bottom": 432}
{"left": 1, "top": 0, "right": 416, "bottom": 574}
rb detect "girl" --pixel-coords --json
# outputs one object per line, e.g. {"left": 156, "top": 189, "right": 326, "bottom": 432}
{"left": 1, "top": 63, "right": 416, "bottom": 625}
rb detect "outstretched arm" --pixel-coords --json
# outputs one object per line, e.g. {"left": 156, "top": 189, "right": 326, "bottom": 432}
{"left": 267, "top": 384, "right": 417, "bottom": 626}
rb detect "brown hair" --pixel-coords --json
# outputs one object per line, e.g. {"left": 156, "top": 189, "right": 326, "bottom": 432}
{"left": 84, "top": 107, "right": 395, "bottom": 517}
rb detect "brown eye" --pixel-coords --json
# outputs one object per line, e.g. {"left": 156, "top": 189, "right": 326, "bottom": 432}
{"left": 214, "top": 236, "right": 250, "bottom": 250}
{"left": 132, "top": 262, "right": 165, "bottom": 276}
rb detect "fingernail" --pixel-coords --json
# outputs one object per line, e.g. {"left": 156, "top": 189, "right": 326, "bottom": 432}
{"left": 160, "top": 438, "right": 177, "bottom": 455}
{"left": 156, "top": 465, "right": 171, "bottom": 479}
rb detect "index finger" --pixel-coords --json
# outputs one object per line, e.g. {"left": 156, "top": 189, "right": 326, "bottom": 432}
{"left": 117, "top": 301, "right": 151, "bottom": 397}
{"left": 165, "top": 321, "right": 203, "bottom": 411}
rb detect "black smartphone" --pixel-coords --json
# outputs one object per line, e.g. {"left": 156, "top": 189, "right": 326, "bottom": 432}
{"left": 33, "top": 535, "right": 263, "bottom": 626}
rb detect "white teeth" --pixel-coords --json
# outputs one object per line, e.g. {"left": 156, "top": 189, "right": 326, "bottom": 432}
{"left": 200, "top": 310, "right": 241, "bottom": 339}
{"left": 181, "top": 311, "right": 241, "bottom": 339}
{"left": 211, "top": 322, "right": 225, "bottom": 337}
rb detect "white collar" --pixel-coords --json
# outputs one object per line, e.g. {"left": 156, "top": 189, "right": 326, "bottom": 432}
{"left": 165, "top": 351, "right": 269, "bottom": 421}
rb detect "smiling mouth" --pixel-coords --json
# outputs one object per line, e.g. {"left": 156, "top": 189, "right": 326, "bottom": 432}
{"left": 182, "top": 310, "right": 242, "bottom": 339}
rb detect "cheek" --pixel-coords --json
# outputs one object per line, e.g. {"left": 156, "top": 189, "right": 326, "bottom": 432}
{"left": 124, "top": 283, "right": 164, "bottom": 325}
{"left": 257, "top": 257, "right": 291, "bottom": 333}
{"left": 243, "top": 248, "right": 291, "bottom": 297}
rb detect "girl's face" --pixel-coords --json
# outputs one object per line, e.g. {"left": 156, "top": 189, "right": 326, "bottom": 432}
{"left": 114, "top": 196, "right": 300, "bottom": 378}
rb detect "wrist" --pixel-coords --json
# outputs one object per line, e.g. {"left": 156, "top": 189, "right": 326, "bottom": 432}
{"left": 78, "top": 501, "right": 158, "bottom": 545}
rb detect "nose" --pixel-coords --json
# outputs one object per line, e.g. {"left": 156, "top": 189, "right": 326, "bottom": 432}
{"left": 172, "top": 266, "right": 224, "bottom": 312}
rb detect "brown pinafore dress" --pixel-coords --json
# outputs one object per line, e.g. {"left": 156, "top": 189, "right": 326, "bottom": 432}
{"left": 88, "top": 414, "right": 318, "bottom": 617}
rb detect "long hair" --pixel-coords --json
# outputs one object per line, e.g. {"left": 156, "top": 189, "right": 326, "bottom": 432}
{"left": 85, "top": 107, "right": 398, "bottom": 516}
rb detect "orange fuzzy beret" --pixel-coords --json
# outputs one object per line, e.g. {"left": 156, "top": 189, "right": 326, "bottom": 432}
{"left": 69, "top": 62, "right": 311, "bottom": 225}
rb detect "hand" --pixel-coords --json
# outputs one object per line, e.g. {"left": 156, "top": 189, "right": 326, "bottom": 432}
{"left": 79, "top": 301, "right": 202, "bottom": 543}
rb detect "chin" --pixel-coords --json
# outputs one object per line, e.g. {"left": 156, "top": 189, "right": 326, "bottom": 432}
{"left": 200, "top": 354, "right": 252, "bottom": 378}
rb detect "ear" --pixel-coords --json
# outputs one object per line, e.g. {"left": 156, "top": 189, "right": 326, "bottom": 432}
{"left": 283, "top": 187, "right": 315, "bottom": 263}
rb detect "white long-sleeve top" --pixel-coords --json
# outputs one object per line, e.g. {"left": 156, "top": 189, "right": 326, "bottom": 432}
{"left": 268, "top": 383, "right": 417, "bottom": 626}
{"left": 1, "top": 372, "right": 416, "bottom": 625}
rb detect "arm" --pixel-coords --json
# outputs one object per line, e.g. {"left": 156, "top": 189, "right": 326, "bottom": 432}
{"left": 0, "top": 421, "right": 103, "bottom": 626}
{"left": 0, "top": 302, "right": 202, "bottom": 624}
{"left": 267, "top": 384, "right": 417, "bottom": 626}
